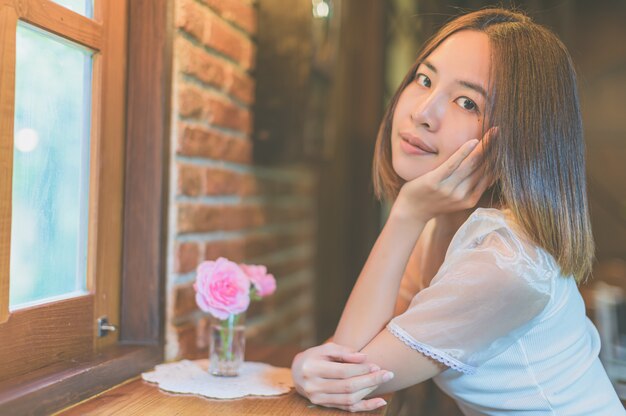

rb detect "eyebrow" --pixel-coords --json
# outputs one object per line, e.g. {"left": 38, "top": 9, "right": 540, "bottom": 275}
{"left": 421, "top": 60, "right": 488, "bottom": 99}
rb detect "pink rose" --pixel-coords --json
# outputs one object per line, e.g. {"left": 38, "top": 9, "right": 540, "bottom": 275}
{"left": 194, "top": 257, "right": 251, "bottom": 320}
{"left": 240, "top": 264, "right": 276, "bottom": 297}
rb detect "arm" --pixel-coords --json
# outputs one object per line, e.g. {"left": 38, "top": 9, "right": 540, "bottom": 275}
{"left": 334, "top": 136, "right": 495, "bottom": 393}
{"left": 334, "top": 137, "right": 490, "bottom": 351}
{"left": 293, "top": 134, "right": 495, "bottom": 411}
{"left": 333, "top": 211, "right": 426, "bottom": 350}
{"left": 290, "top": 265, "right": 423, "bottom": 413}
{"left": 360, "top": 325, "right": 446, "bottom": 396}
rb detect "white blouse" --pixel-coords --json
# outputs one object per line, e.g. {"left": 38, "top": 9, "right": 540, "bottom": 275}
{"left": 387, "top": 207, "right": 625, "bottom": 415}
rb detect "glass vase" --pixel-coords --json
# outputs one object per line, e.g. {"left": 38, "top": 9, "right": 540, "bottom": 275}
{"left": 209, "top": 312, "right": 246, "bottom": 376}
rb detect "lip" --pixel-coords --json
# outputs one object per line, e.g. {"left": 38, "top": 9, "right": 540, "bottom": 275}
{"left": 398, "top": 132, "right": 437, "bottom": 155}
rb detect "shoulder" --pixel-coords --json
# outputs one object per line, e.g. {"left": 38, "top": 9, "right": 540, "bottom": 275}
{"left": 448, "top": 208, "right": 516, "bottom": 251}
{"left": 441, "top": 208, "right": 557, "bottom": 291}
{"left": 447, "top": 207, "right": 538, "bottom": 258}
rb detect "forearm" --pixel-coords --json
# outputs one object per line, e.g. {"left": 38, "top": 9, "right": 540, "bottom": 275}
{"left": 334, "top": 209, "right": 425, "bottom": 351}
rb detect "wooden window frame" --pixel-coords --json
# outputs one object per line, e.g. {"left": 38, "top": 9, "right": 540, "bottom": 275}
{"left": 0, "top": 0, "right": 173, "bottom": 413}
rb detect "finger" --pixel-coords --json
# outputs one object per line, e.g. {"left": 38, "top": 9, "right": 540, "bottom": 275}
{"left": 436, "top": 139, "right": 479, "bottom": 181}
{"left": 453, "top": 164, "right": 486, "bottom": 195}
{"left": 442, "top": 165, "right": 484, "bottom": 208}
{"left": 452, "top": 168, "right": 492, "bottom": 209}
{"left": 310, "top": 386, "right": 379, "bottom": 408}
{"left": 321, "top": 370, "right": 394, "bottom": 393}
{"left": 335, "top": 398, "right": 388, "bottom": 413}
{"left": 443, "top": 127, "right": 497, "bottom": 185}
{"left": 469, "top": 169, "right": 494, "bottom": 198}
{"left": 333, "top": 353, "right": 368, "bottom": 364}
{"left": 309, "top": 360, "right": 379, "bottom": 379}
{"left": 322, "top": 344, "right": 368, "bottom": 363}
{"left": 321, "top": 342, "right": 360, "bottom": 356}
{"left": 453, "top": 127, "right": 498, "bottom": 175}
{"left": 320, "top": 342, "right": 365, "bottom": 361}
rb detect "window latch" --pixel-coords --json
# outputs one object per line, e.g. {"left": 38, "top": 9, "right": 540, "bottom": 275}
{"left": 97, "top": 316, "right": 118, "bottom": 337}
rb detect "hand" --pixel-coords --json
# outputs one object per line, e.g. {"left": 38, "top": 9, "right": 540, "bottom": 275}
{"left": 392, "top": 128, "right": 497, "bottom": 224}
{"left": 291, "top": 342, "right": 394, "bottom": 412}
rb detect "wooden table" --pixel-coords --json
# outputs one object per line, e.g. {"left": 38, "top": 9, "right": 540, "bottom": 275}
{"left": 56, "top": 344, "right": 392, "bottom": 415}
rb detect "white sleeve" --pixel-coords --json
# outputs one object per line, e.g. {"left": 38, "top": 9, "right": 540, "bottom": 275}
{"left": 387, "top": 225, "right": 553, "bottom": 375}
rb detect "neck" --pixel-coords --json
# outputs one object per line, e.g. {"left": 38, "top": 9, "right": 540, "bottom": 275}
{"left": 432, "top": 209, "right": 473, "bottom": 238}
{"left": 432, "top": 192, "right": 503, "bottom": 237}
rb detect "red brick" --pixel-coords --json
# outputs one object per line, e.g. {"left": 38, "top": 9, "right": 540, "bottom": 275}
{"left": 241, "top": 234, "right": 277, "bottom": 258}
{"left": 273, "top": 299, "right": 313, "bottom": 337}
{"left": 177, "top": 122, "right": 252, "bottom": 164}
{"left": 272, "top": 279, "right": 311, "bottom": 309}
{"left": 233, "top": 206, "right": 266, "bottom": 230}
{"left": 178, "top": 204, "right": 223, "bottom": 233}
{"left": 178, "top": 164, "right": 203, "bottom": 196}
{"left": 205, "top": 239, "right": 247, "bottom": 263}
{"left": 246, "top": 297, "right": 267, "bottom": 320}
{"left": 178, "top": 84, "right": 205, "bottom": 119}
{"left": 238, "top": 174, "right": 258, "bottom": 196}
{"left": 266, "top": 257, "right": 313, "bottom": 281}
{"left": 204, "top": 168, "right": 240, "bottom": 195}
{"left": 253, "top": 296, "right": 312, "bottom": 344}
{"left": 174, "top": 283, "right": 198, "bottom": 317}
{"left": 197, "top": 317, "right": 212, "bottom": 350}
{"left": 176, "top": 38, "right": 254, "bottom": 105}
{"left": 249, "top": 230, "right": 315, "bottom": 258}
{"left": 266, "top": 204, "right": 314, "bottom": 223}
{"left": 177, "top": 204, "right": 312, "bottom": 234}
{"left": 241, "top": 177, "right": 317, "bottom": 197}
{"left": 175, "top": 242, "right": 201, "bottom": 274}
{"left": 176, "top": 37, "right": 226, "bottom": 87}
{"left": 228, "top": 70, "right": 254, "bottom": 105}
{"left": 176, "top": 324, "right": 199, "bottom": 359}
{"left": 202, "top": 169, "right": 256, "bottom": 196}
{"left": 175, "top": 0, "right": 255, "bottom": 71}
{"left": 206, "top": 14, "right": 255, "bottom": 70}
{"left": 175, "top": 0, "right": 209, "bottom": 41}
{"left": 207, "top": 95, "right": 252, "bottom": 133}
{"left": 178, "top": 84, "right": 252, "bottom": 134}
{"left": 199, "top": 0, "right": 257, "bottom": 35}
{"left": 223, "top": 137, "right": 253, "bottom": 163}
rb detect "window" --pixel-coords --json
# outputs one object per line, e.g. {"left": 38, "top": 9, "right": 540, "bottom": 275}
{"left": 0, "top": 0, "right": 170, "bottom": 413}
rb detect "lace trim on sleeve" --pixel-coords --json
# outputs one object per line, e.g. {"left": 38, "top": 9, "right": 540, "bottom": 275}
{"left": 386, "top": 322, "right": 477, "bottom": 375}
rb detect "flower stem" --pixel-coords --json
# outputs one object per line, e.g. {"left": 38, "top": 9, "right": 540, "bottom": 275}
{"left": 220, "top": 313, "right": 240, "bottom": 362}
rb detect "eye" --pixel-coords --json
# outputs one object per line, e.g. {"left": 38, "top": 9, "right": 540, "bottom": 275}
{"left": 455, "top": 97, "right": 480, "bottom": 113}
{"left": 414, "top": 73, "right": 431, "bottom": 88}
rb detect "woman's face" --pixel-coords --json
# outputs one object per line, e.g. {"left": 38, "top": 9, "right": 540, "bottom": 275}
{"left": 391, "top": 30, "right": 491, "bottom": 182}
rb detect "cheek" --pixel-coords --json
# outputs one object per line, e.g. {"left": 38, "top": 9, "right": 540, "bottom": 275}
{"left": 439, "top": 113, "right": 484, "bottom": 154}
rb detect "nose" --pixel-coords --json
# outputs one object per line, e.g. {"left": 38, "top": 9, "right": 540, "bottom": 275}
{"left": 410, "top": 92, "right": 441, "bottom": 131}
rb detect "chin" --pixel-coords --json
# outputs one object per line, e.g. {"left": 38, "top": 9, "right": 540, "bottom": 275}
{"left": 391, "top": 142, "right": 432, "bottom": 182}
{"left": 392, "top": 159, "right": 428, "bottom": 182}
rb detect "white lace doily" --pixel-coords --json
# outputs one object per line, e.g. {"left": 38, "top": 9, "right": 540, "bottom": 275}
{"left": 141, "top": 359, "right": 294, "bottom": 399}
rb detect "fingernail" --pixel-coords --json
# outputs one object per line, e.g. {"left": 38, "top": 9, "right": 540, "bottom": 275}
{"left": 382, "top": 371, "right": 394, "bottom": 382}
{"left": 369, "top": 364, "right": 380, "bottom": 372}
{"left": 378, "top": 399, "right": 387, "bottom": 406}
{"left": 469, "top": 139, "right": 479, "bottom": 147}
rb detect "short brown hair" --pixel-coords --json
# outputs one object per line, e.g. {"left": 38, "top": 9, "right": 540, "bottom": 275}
{"left": 372, "top": 8, "right": 594, "bottom": 283}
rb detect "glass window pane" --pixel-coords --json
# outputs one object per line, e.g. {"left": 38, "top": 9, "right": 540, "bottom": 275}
{"left": 9, "top": 23, "right": 93, "bottom": 310}
{"left": 51, "top": 0, "right": 94, "bottom": 18}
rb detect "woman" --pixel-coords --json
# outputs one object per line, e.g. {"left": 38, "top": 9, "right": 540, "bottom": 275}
{"left": 291, "top": 8, "right": 625, "bottom": 415}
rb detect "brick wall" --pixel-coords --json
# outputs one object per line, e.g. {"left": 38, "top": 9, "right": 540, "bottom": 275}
{"left": 166, "top": 0, "right": 317, "bottom": 361}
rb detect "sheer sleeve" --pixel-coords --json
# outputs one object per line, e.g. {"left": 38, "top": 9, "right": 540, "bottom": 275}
{"left": 387, "top": 209, "right": 555, "bottom": 375}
